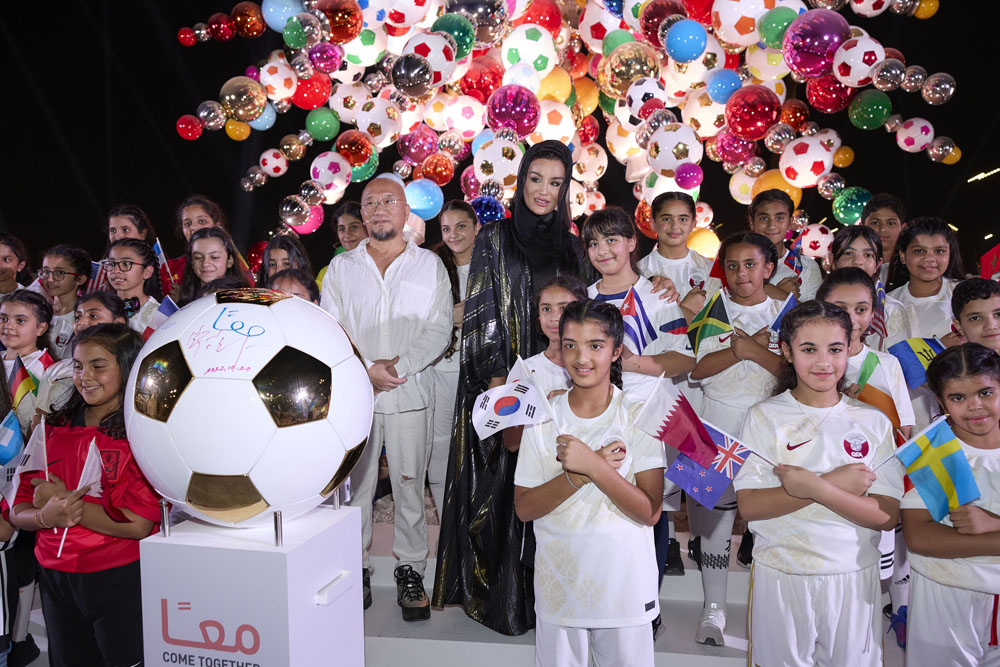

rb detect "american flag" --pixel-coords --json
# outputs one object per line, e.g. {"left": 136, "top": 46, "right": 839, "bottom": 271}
{"left": 82, "top": 261, "right": 110, "bottom": 295}
{"left": 868, "top": 279, "right": 888, "bottom": 340}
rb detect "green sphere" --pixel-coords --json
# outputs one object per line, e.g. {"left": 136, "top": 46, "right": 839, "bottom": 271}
{"left": 306, "top": 107, "right": 341, "bottom": 142}
{"left": 832, "top": 186, "right": 873, "bottom": 225}
{"left": 598, "top": 90, "right": 616, "bottom": 115}
{"left": 848, "top": 90, "right": 892, "bottom": 131}
{"left": 432, "top": 14, "right": 476, "bottom": 61}
{"left": 351, "top": 151, "right": 379, "bottom": 182}
{"left": 602, "top": 29, "right": 635, "bottom": 58}
{"left": 758, "top": 6, "right": 797, "bottom": 50}
{"left": 282, "top": 16, "right": 307, "bottom": 49}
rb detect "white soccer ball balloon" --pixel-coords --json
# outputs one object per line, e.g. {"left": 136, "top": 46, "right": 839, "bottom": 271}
{"left": 779, "top": 136, "right": 834, "bottom": 188}
{"left": 647, "top": 123, "right": 703, "bottom": 177}
{"left": 125, "top": 289, "right": 374, "bottom": 527}
{"left": 896, "top": 117, "right": 935, "bottom": 153}
{"left": 833, "top": 36, "right": 885, "bottom": 88}
{"left": 799, "top": 223, "right": 833, "bottom": 259}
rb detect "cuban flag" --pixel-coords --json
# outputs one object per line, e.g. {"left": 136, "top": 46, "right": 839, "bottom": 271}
{"left": 471, "top": 379, "right": 547, "bottom": 440}
{"left": 620, "top": 286, "right": 658, "bottom": 355}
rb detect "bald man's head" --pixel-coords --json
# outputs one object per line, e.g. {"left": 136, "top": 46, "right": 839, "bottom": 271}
{"left": 360, "top": 175, "right": 410, "bottom": 243}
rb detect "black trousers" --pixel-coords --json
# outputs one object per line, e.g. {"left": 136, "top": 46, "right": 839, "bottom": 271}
{"left": 38, "top": 560, "right": 143, "bottom": 667}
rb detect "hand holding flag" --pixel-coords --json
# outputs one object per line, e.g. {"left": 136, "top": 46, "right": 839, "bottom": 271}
{"left": 472, "top": 370, "right": 551, "bottom": 440}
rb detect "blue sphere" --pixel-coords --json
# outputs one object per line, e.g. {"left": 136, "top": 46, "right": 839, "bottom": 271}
{"left": 705, "top": 69, "right": 742, "bottom": 104}
{"left": 248, "top": 103, "right": 277, "bottom": 131}
{"left": 470, "top": 196, "right": 506, "bottom": 224}
{"left": 665, "top": 19, "right": 707, "bottom": 64}
{"left": 604, "top": 0, "right": 624, "bottom": 19}
{"left": 471, "top": 129, "right": 494, "bottom": 156}
{"left": 405, "top": 179, "right": 444, "bottom": 220}
{"left": 262, "top": 0, "right": 305, "bottom": 33}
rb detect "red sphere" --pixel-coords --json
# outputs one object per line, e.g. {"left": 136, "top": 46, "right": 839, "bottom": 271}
{"left": 805, "top": 74, "right": 856, "bottom": 114}
{"left": 884, "top": 47, "right": 905, "bottom": 65}
{"left": 291, "top": 73, "right": 333, "bottom": 110}
{"left": 578, "top": 115, "right": 600, "bottom": 144}
{"left": 780, "top": 98, "right": 810, "bottom": 130}
{"left": 207, "top": 12, "right": 236, "bottom": 42}
{"left": 176, "top": 114, "right": 204, "bottom": 140}
{"left": 640, "top": 0, "right": 683, "bottom": 48}
{"left": 177, "top": 27, "right": 197, "bottom": 47}
{"left": 512, "top": 0, "right": 563, "bottom": 39}
{"left": 246, "top": 241, "right": 268, "bottom": 276}
{"left": 724, "top": 85, "right": 781, "bottom": 141}
{"left": 460, "top": 56, "right": 504, "bottom": 104}
{"left": 682, "top": 0, "right": 711, "bottom": 25}
{"left": 635, "top": 200, "right": 657, "bottom": 239}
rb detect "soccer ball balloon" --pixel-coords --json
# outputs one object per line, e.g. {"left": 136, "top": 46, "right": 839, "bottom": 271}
{"left": 502, "top": 23, "right": 558, "bottom": 78}
{"left": 896, "top": 117, "right": 935, "bottom": 153}
{"left": 832, "top": 36, "right": 885, "bottom": 88}
{"left": 778, "top": 136, "right": 833, "bottom": 188}
{"left": 124, "top": 289, "right": 374, "bottom": 527}
{"left": 798, "top": 223, "right": 833, "bottom": 259}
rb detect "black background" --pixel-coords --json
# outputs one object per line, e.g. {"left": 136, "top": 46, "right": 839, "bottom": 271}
{"left": 0, "top": 1, "right": 994, "bottom": 273}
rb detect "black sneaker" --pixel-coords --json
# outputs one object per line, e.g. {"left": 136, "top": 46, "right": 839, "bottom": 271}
{"left": 736, "top": 529, "right": 754, "bottom": 568}
{"left": 363, "top": 568, "right": 372, "bottom": 610}
{"left": 8, "top": 634, "right": 41, "bottom": 667}
{"left": 394, "top": 565, "right": 430, "bottom": 622}
{"left": 652, "top": 613, "right": 665, "bottom": 642}
{"left": 688, "top": 536, "right": 702, "bottom": 570}
{"left": 663, "top": 538, "right": 684, "bottom": 576}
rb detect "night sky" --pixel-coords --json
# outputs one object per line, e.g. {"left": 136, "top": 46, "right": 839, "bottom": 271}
{"left": 0, "top": 1, "right": 994, "bottom": 273}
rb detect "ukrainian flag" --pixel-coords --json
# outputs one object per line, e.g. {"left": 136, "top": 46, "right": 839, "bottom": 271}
{"left": 888, "top": 337, "right": 945, "bottom": 389}
{"left": 688, "top": 292, "right": 731, "bottom": 356}
{"left": 896, "top": 418, "right": 980, "bottom": 522}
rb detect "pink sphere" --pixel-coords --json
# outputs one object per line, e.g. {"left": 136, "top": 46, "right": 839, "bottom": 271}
{"left": 461, "top": 165, "right": 480, "bottom": 199}
{"left": 714, "top": 127, "right": 756, "bottom": 165}
{"left": 674, "top": 162, "right": 703, "bottom": 189}
{"left": 486, "top": 85, "right": 541, "bottom": 139}
{"left": 397, "top": 124, "right": 439, "bottom": 166}
{"left": 782, "top": 9, "right": 852, "bottom": 79}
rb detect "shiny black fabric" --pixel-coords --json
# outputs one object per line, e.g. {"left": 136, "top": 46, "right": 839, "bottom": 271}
{"left": 432, "top": 218, "right": 594, "bottom": 636}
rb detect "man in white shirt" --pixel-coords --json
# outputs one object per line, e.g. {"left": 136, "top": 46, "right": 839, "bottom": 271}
{"left": 321, "top": 174, "right": 452, "bottom": 621}
{"left": 748, "top": 190, "right": 822, "bottom": 301}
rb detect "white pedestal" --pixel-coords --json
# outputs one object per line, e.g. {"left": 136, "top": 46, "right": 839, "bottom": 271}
{"left": 140, "top": 505, "right": 363, "bottom": 666}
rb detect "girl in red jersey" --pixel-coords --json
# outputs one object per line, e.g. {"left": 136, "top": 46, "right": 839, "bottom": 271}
{"left": 9, "top": 323, "right": 160, "bottom": 667}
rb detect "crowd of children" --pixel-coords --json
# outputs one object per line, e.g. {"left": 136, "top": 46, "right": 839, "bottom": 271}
{"left": 0, "top": 180, "right": 997, "bottom": 667}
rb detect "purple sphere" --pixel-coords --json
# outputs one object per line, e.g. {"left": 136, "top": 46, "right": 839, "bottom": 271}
{"left": 674, "top": 162, "right": 703, "bottom": 190}
{"left": 782, "top": 9, "right": 852, "bottom": 79}
{"left": 460, "top": 165, "right": 480, "bottom": 199}
{"left": 486, "top": 85, "right": 541, "bottom": 139}
{"left": 714, "top": 127, "right": 757, "bottom": 165}
{"left": 397, "top": 124, "right": 438, "bottom": 166}
{"left": 244, "top": 65, "right": 260, "bottom": 82}
{"left": 310, "top": 43, "right": 344, "bottom": 74}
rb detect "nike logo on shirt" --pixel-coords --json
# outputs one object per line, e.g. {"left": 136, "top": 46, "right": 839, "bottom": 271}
{"left": 719, "top": 333, "right": 734, "bottom": 343}
{"left": 785, "top": 440, "right": 811, "bottom": 451}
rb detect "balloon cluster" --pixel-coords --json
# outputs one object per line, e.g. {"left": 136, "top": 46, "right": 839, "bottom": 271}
{"left": 173, "top": 0, "right": 956, "bottom": 237}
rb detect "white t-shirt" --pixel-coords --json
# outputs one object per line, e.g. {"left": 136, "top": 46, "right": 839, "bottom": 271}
{"left": 888, "top": 278, "right": 957, "bottom": 341}
{"left": 847, "top": 345, "right": 916, "bottom": 429}
{"left": 771, "top": 249, "right": 822, "bottom": 301}
{"left": 865, "top": 294, "right": 910, "bottom": 352}
{"left": 433, "top": 263, "right": 471, "bottom": 374}
{"left": 128, "top": 296, "right": 160, "bottom": 335}
{"left": 901, "top": 439, "right": 1000, "bottom": 595}
{"left": 636, "top": 248, "right": 714, "bottom": 300}
{"left": 49, "top": 311, "right": 75, "bottom": 360}
{"left": 696, "top": 295, "right": 782, "bottom": 432}
{"left": 734, "top": 391, "right": 904, "bottom": 575}
{"left": 508, "top": 352, "right": 571, "bottom": 397}
{"left": 514, "top": 388, "right": 664, "bottom": 628}
{"left": 588, "top": 276, "right": 693, "bottom": 401}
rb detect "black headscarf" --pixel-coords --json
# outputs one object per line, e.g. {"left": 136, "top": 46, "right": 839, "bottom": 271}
{"left": 510, "top": 140, "right": 576, "bottom": 272}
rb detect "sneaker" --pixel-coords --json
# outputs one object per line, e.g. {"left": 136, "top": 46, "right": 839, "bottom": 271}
{"left": 652, "top": 613, "right": 665, "bottom": 642}
{"left": 736, "top": 529, "right": 754, "bottom": 568}
{"left": 363, "top": 568, "right": 372, "bottom": 610}
{"left": 8, "top": 634, "right": 41, "bottom": 667}
{"left": 664, "top": 537, "right": 685, "bottom": 576}
{"left": 394, "top": 564, "right": 431, "bottom": 622}
{"left": 889, "top": 605, "right": 907, "bottom": 649}
{"left": 695, "top": 603, "right": 727, "bottom": 646}
{"left": 688, "top": 536, "right": 702, "bottom": 570}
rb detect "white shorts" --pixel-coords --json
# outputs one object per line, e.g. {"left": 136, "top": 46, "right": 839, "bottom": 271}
{"left": 749, "top": 563, "right": 882, "bottom": 667}
{"left": 534, "top": 617, "right": 654, "bottom": 667}
{"left": 908, "top": 570, "right": 1000, "bottom": 667}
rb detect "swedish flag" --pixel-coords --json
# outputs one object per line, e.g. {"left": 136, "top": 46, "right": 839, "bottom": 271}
{"left": 688, "top": 292, "right": 731, "bottom": 356}
{"left": 896, "top": 418, "right": 980, "bottom": 522}
{"left": 888, "top": 337, "right": 945, "bottom": 389}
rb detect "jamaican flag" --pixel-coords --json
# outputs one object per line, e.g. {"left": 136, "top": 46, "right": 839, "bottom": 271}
{"left": 688, "top": 292, "right": 731, "bottom": 356}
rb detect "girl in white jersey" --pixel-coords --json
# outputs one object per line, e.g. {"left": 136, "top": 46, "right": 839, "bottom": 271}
{"left": 688, "top": 232, "right": 785, "bottom": 646}
{"left": 818, "top": 267, "right": 915, "bottom": 647}
{"left": 902, "top": 344, "right": 1000, "bottom": 667}
{"left": 37, "top": 245, "right": 91, "bottom": 360}
{"left": 514, "top": 300, "right": 664, "bottom": 667}
{"left": 104, "top": 239, "right": 162, "bottom": 337}
{"left": 887, "top": 218, "right": 966, "bottom": 431}
{"left": 735, "top": 300, "right": 903, "bottom": 667}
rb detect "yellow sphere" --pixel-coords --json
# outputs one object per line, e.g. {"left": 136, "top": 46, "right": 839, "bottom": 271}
{"left": 539, "top": 67, "right": 573, "bottom": 102}
{"left": 574, "top": 77, "right": 599, "bottom": 116}
{"left": 914, "top": 0, "right": 939, "bottom": 19}
{"left": 833, "top": 146, "right": 854, "bottom": 168}
{"left": 751, "top": 169, "right": 802, "bottom": 209}
{"left": 687, "top": 228, "right": 721, "bottom": 259}
{"left": 224, "top": 118, "right": 251, "bottom": 141}
{"left": 943, "top": 145, "right": 962, "bottom": 164}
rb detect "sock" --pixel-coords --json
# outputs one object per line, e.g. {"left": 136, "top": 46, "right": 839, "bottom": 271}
{"left": 890, "top": 524, "right": 910, "bottom": 612}
{"left": 13, "top": 582, "right": 35, "bottom": 641}
{"left": 690, "top": 499, "right": 737, "bottom": 607}
{"left": 666, "top": 514, "right": 675, "bottom": 543}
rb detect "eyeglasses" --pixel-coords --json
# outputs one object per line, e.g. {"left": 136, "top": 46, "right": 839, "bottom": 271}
{"left": 39, "top": 268, "right": 85, "bottom": 280}
{"left": 101, "top": 259, "right": 143, "bottom": 272}
{"left": 361, "top": 197, "right": 402, "bottom": 213}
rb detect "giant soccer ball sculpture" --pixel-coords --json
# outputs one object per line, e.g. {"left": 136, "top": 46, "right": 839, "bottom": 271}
{"left": 124, "top": 289, "right": 373, "bottom": 527}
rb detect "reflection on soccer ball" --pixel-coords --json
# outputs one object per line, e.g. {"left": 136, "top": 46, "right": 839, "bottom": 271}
{"left": 124, "top": 289, "right": 374, "bottom": 527}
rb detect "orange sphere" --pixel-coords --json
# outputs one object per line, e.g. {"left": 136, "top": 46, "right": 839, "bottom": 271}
{"left": 231, "top": 1, "right": 266, "bottom": 38}
{"left": 421, "top": 153, "right": 455, "bottom": 186}
{"left": 914, "top": 0, "right": 939, "bottom": 19}
{"left": 943, "top": 145, "right": 961, "bottom": 164}
{"left": 687, "top": 228, "right": 721, "bottom": 259}
{"left": 780, "top": 99, "right": 810, "bottom": 131}
{"left": 225, "top": 118, "right": 251, "bottom": 141}
{"left": 335, "top": 130, "right": 373, "bottom": 166}
{"left": 751, "top": 169, "right": 803, "bottom": 209}
{"left": 635, "top": 200, "right": 657, "bottom": 239}
{"left": 833, "top": 146, "right": 855, "bottom": 168}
